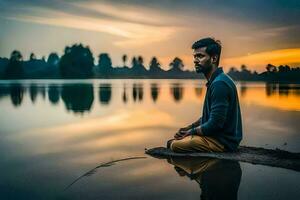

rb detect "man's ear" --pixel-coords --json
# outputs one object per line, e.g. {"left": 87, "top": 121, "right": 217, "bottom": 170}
{"left": 211, "top": 55, "right": 218, "bottom": 64}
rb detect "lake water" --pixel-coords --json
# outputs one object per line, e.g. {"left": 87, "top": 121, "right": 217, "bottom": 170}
{"left": 0, "top": 79, "right": 299, "bottom": 200}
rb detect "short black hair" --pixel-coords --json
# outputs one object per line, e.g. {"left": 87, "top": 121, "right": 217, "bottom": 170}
{"left": 192, "top": 37, "right": 222, "bottom": 66}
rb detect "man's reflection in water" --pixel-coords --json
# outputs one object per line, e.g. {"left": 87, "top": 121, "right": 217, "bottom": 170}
{"left": 167, "top": 157, "right": 242, "bottom": 200}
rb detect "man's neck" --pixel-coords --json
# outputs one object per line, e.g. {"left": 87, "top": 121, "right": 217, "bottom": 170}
{"left": 204, "top": 66, "right": 218, "bottom": 81}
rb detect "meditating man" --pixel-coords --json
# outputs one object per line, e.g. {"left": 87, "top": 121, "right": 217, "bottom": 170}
{"left": 167, "top": 37, "right": 243, "bottom": 152}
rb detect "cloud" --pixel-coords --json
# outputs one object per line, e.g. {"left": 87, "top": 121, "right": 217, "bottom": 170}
{"left": 1, "top": 0, "right": 300, "bottom": 71}
{"left": 1, "top": 0, "right": 180, "bottom": 47}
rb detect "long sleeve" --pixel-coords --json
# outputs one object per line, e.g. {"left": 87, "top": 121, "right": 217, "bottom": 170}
{"left": 201, "top": 81, "right": 230, "bottom": 136}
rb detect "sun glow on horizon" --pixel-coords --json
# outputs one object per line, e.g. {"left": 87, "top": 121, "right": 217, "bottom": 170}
{"left": 222, "top": 48, "right": 300, "bottom": 72}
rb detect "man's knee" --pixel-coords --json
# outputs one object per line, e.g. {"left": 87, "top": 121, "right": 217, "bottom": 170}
{"left": 166, "top": 139, "right": 175, "bottom": 149}
{"left": 169, "top": 140, "right": 178, "bottom": 152}
{"left": 190, "top": 136, "right": 202, "bottom": 146}
{"left": 169, "top": 140, "right": 182, "bottom": 152}
{"left": 170, "top": 136, "right": 194, "bottom": 152}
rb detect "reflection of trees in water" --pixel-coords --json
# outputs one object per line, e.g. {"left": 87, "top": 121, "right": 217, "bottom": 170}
{"left": 132, "top": 83, "right": 143, "bottom": 102}
{"left": 170, "top": 83, "right": 184, "bottom": 102}
{"left": 40, "top": 86, "right": 46, "bottom": 99}
{"left": 99, "top": 84, "right": 112, "bottom": 105}
{"left": 266, "top": 83, "right": 277, "bottom": 96}
{"left": 10, "top": 84, "right": 25, "bottom": 107}
{"left": 168, "top": 157, "right": 241, "bottom": 200}
{"left": 61, "top": 84, "right": 94, "bottom": 114}
{"left": 29, "top": 84, "right": 49, "bottom": 103}
{"left": 295, "top": 85, "right": 300, "bottom": 96}
{"left": 194, "top": 85, "right": 202, "bottom": 98}
{"left": 240, "top": 82, "right": 247, "bottom": 97}
{"left": 29, "top": 84, "right": 38, "bottom": 103}
{"left": 48, "top": 85, "right": 60, "bottom": 104}
{"left": 151, "top": 83, "right": 160, "bottom": 102}
{"left": 266, "top": 83, "right": 300, "bottom": 97}
{"left": 122, "top": 84, "right": 128, "bottom": 103}
{"left": 278, "top": 84, "right": 290, "bottom": 96}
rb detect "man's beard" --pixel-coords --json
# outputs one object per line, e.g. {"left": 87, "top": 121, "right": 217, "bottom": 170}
{"left": 195, "top": 61, "right": 212, "bottom": 74}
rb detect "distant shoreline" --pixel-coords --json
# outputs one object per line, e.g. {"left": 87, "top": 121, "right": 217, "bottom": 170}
{"left": 1, "top": 77, "right": 300, "bottom": 84}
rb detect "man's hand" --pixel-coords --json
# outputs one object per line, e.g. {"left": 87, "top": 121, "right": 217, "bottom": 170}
{"left": 174, "top": 124, "right": 192, "bottom": 139}
{"left": 178, "top": 126, "right": 191, "bottom": 132}
{"left": 174, "top": 130, "right": 191, "bottom": 140}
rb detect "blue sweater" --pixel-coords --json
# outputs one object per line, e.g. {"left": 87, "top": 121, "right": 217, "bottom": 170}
{"left": 200, "top": 67, "right": 243, "bottom": 151}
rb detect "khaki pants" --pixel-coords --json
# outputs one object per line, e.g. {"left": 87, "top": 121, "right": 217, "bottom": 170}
{"left": 170, "top": 135, "right": 225, "bottom": 153}
{"left": 168, "top": 157, "right": 219, "bottom": 176}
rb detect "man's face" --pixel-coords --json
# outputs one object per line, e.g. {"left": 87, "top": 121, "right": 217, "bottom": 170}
{"left": 193, "top": 47, "right": 212, "bottom": 74}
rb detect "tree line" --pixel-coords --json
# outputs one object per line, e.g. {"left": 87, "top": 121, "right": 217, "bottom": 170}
{"left": 0, "top": 43, "right": 299, "bottom": 82}
{"left": 0, "top": 43, "right": 201, "bottom": 79}
{"left": 228, "top": 64, "right": 300, "bottom": 82}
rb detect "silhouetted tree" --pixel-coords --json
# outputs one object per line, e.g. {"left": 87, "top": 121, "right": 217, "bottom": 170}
{"left": 266, "top": 64, "right": 277, "bottom": 73}
{"left": 241, "top": 64, "right": 247, "bottom": 72}
{"left": 122, "top": 54, "right": 127, "bottom": 67}
{"left": 47, "top": 53, "right": 60, "bottom": 66}
{"left": 4, "top": 50, "right": 24, "bottom": 79}
{"left": 97, "top": 53, "right": 113, "bottom": 74}
{"left": 228, "top": 67, "right": 238, "bottom": 73}
{"left": 131, "top": 57, "right": 138, "bottom": 68}
{"left": 60, "top": 44, "right": 94, "bottom": 78}
{"left": 30, "top": 53, "right": 36, "bottom": 61}
{"left": 149, "top": 57, "right": 163, "bottom": 74}
{"left": 137, "top": 56, "right": 144, "bottom": 66}
{"left": 169, "top": 57, "right": 184, "bottom": 72}
{"left": 240, "top": 65, "right": 252, "bottom": 80}
{"left": 228, "top": 65, "right": 258, "bottom": 81}
{"left": 278, "top": 65, "right": 291, "bottom": 73}
{"left": 131, "top": 56, "right": 147, "bottom": 75}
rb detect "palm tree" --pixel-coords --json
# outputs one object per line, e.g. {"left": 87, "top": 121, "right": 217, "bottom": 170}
{"left": 122, "top": 54, "right": 127, "bottom": 67}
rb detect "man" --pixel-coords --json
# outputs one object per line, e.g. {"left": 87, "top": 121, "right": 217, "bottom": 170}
{"left": 167, "top": 37, "right": 243, "bottom": 152}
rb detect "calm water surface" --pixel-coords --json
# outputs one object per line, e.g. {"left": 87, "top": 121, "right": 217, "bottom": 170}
{"left": 0, "top": 79, "right": 299, "bottom": 200}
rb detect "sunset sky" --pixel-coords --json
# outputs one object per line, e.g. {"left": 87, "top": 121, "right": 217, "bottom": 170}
{"left": 0, "top": 0, "right": 300, "bottom": 72}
